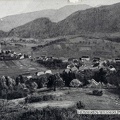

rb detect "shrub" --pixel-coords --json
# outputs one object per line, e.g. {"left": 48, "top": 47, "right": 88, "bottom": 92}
{"left": 70, "top": 79, "right": 82, "bottom": 87}
{"left": 7, "top": 91, "right": 27, "bottom": 100}
{"left": 25, "top": 94, "right": 56, "bottom": 103}
{"left": 92, "top": 90, "right": 103, "bottom": 96}
{"left": 76, "top": 101, "right": 85, "bottom": 109}
{"left": 106, "top": 72, "right": 120, "bottom": 87}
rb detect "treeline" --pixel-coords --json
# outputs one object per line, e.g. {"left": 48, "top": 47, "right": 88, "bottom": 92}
{"left": 32, "top": 38, "right": 66, "bottom": 51}
{"left": 105, "top": 36, "right": 120, "bottom": 43}
{"left": 37, "top": 58, "right": 68, "bottom": 69}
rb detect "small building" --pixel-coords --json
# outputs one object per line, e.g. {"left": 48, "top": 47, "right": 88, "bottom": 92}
{"left": 115, "top": 58, "right": 120, "bottom": 63}
{"left": 81, "top": 56, "right": 90, "bottom": 61}
{"left": 92, "top": 57, "right": 101, "bottom": 63}
{"left": 93, "top": 57, "right": 101, "bottom": 61}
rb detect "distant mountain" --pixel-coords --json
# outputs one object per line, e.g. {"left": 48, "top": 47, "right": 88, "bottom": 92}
{"left": 8, "top": 2, "right": 120, "bottom": 39}
{"left": 50, "top": 4, "right": 91, "bottom": 22}
{"left": 0, "top": 4, "right": 91, "bottom": 32}
{"left": 56, "top": 2, "right": 120, "bottom": 35}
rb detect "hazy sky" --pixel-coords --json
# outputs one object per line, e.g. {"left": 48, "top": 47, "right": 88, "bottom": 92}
{"left": 0, "top": 0, "right": 120, "bottom": 18}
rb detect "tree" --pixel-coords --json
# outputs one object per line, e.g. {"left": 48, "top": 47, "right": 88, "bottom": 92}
{"left": 47, "top": 74, "right": 57, "bottom": 91}
{"left": 47, "top": 73, "right": 65, "bottom": 91}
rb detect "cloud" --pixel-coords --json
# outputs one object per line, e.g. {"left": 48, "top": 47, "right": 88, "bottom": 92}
{"left": 68, "top": 0, "right": 79, "bottom": 3}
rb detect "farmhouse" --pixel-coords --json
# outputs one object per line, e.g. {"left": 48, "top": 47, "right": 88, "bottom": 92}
{"left": 115, "top": 58, "right": 120, "bottom": 63}
{"left": 81, "top": 56, "right": 90, "bottom": 61}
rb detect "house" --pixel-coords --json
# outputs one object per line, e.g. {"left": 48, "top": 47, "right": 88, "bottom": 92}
{"left": 92, "top": 57, "right": 101, "bottom": 64}
{"left": 81, "top": 56, "right": 90, "bottom": 61}
{"left": 115, "top": 58, "right": 120, "bottom": 63}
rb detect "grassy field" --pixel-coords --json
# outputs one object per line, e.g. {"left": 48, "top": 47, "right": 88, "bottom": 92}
{"left": 10, "top": 88, "right": 120, "bottom": 110}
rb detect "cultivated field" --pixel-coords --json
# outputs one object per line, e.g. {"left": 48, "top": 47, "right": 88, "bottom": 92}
{"left": 33, "top": 36, "right": 120, "bottom": 59}
{"left": 0, "top": 59, "right": 47, "bottom": 77}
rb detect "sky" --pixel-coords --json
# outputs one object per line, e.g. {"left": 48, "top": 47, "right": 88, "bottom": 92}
{"left": 0, "top": 0, "right": 120, "bottom": 18}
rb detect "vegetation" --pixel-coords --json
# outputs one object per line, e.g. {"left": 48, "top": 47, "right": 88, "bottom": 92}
{"left": 0, "top": 75, "right": 37, "bottom": 100}
{"left": 32, "top": 38, "right": 66, "bottom": 51}
{"left": 47, "top": 73, "right": 65, "bottom": 91}
{"left": 76, "top": 101, "right": 85, "bottom": 109}
{"left": 25, "top": 94, "right": 56, "bottom": 103}
{"left": 0, "top": 106, "right": 120, "bottom": 120}
{"left": 37, "top": 59, "right": 68, "bottom": 69}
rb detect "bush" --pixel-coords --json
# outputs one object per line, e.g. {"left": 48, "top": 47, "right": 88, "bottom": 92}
{"left": 92, "top": 90, "right": 103, "bottom": 96}
{"left": 25, "top": 94, "right": 56, "bottom": 103}
{"left": 76, "top": 101, "right": 85, "bottom": 109}
{"left": 6, "top": 91, "right": 27, "bottom": 100}
{"left": 106, "top": 72, "right": 120, "bottom": 87}
{"left": 70, "top": 79, "right": 82, "bottom": 87}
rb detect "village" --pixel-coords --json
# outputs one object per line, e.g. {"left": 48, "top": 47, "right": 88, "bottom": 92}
{"left": 0, "top": 36, "right": 120, "bottom": 102}
{"left": 0, "top": 48, "right": 120, "bottom": 102}
{"left": 0, "top": 1, "right": 120, "bottom": 119}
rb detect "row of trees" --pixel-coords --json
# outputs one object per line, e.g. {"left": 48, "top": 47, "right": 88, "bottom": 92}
{"left": 0, "top": 75, "right": 38, "bottom": 99}
{"left": 32, "top": 38, "right": 66, "bottom": 51}
{"left": 0, "top": 73, "right": 66, "bottom": 99}
{"left": 37, "top": 58, "right": 68, "bottom": 69}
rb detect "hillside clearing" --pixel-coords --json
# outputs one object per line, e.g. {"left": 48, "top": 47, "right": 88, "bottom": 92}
{"left": 15, "top": 88, "right": 120, "bottom": 110}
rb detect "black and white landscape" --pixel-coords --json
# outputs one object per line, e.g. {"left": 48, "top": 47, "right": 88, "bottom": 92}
{"left": 0, "top": 0, "right": 120, "bottom": 120}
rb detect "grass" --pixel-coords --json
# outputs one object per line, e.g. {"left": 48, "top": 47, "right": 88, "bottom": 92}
{"left": 0, "top": 88, "right": 120, "bottom": 120}
{"left": 13, "top": 87, "right": 120, "bottom": 110}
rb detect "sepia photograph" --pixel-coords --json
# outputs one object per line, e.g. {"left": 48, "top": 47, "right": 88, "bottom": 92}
{"left": 0, "top": 0, "right": 120, "bottom": 119}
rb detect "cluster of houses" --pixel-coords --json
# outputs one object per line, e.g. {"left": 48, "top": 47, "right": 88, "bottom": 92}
{"left": 10, "top": 38, "right": 38, "bottom": 43}
{"left": 36, "top": 56, "right": 69, "bottom": 69}
{"left": 35, "top": 55, "right": 119, "bottom": 74}
{"left": 0, "top": 50, "right": 29, "bottom": 60}
{"left": 35, "top": 55, "right": 100, "bottom": 68}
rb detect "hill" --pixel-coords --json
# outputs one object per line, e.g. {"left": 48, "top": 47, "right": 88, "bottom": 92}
{"left": 56, "top": 3, "right": 120, "bottom": 35}
{"left": 8, "top": 18, "right": 56, "bottom": 39}
{"left": 51, "top": 4, "right": 91, "bottom": 22}
{"left": 0, "top": 4, "right": 91, "bottom": 32}
{"left": 8, "top": 3, "right": 120, "bottom": 39}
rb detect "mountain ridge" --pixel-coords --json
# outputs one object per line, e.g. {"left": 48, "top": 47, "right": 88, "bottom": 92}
{"left": 8, "top": 2, "right": 120, "bottom": 39}
{"left": 0, "top": 4, "right": 91, "bottom": 32}
{"left": 1, "top": 2, "right": 120, "bottom": 40}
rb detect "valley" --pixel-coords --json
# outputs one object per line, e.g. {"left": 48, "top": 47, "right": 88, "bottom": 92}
{"left": 0, "top": 2, "right": 120, "bottom": 120}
